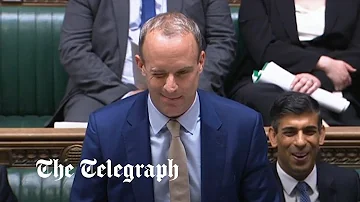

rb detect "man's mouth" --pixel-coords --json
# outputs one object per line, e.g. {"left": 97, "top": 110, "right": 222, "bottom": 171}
{"left": 163, "top": 95, "right": 181, "bottom": 100}
{"left": 292, "top": 153, "right": 309, "bottom": 161}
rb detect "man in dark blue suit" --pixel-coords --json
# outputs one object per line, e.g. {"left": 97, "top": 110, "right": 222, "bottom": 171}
{"left": 0, "top": 166, "right": 17, "bottom": 202}
{"left": 70, "top": 12, "right": 281, "bottom": 202}
{"left": 268, "top": 92, "right": 360, "bottom": 202}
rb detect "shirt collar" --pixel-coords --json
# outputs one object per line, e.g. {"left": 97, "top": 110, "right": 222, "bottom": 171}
{"left": 276, "top": 161, "right": 317, "bottom": 195}
{"left": 147, "top": 92, "right": 200, "bottom": 135}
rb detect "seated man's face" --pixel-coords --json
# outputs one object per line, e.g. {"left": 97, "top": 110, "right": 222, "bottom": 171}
{"left": 269, "top": 113, "right": 325, "bottom": 180}
{"left": 137, "top": 30, "right": 205, "bottom": 118}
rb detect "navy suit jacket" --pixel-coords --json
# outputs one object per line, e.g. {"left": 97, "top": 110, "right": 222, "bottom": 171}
{"left": 272, "top": 162, "right": 360, "bottom": 202}
{"left": 70, "top": 90, "right": 281, "bottom": 202}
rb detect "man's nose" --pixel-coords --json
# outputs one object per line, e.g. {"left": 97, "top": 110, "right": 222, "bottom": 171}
{"left": 294, "top": 132, "right": 307, "bottom": 148}
{"left": 164, "top": 74, "right": 178, "bottom": 93}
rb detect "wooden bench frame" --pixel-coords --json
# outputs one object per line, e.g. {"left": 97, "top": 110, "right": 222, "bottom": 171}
{"left": 0, "top": 127, "right": 360, "bottom": 168}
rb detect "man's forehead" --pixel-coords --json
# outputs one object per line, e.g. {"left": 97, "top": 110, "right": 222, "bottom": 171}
{"left": 278, "top": 113, "right": 319, "bottom": 128}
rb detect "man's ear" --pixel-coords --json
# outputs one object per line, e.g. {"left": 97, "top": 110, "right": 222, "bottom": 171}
{"left": 319, "top": 125, "right": 326, "bottom": 145}
{"left": 268, "top": 127, "right": 278, "bottom": 148}
{"left": 135, "top": 54, "right": 146, "bottom": 76}
{"left": 198, "top": 51, "right": 205, "bottom": 74}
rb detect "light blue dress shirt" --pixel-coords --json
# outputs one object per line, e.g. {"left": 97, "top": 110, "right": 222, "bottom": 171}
{"left": 122, "top": 0, "right": 167, "bottom": 84}
{"left": 147, "top": 92, "right": 201, "bottom": 202}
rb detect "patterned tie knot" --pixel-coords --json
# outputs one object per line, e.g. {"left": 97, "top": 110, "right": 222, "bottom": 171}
{"left": 167, "top": 120, "right": 181, "bottom": 138}
{"left": 296, "top": 181, "right": 311, "bottom": 202}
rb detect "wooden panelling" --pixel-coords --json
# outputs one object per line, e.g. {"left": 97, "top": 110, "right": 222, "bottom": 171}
{"left": 1, "top": 127, "right": 360, "bottom": 168}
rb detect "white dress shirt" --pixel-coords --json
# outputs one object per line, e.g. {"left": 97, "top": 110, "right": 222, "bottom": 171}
{"left": 122, "top": 0, "right": 167, "bottom": 84}
{"left": 295, "top": 4, "right": 325, "bottom": 41}
{"left": 147, "top": 92, "right": 201, "bottom": 202}
{"left": 277, "top": 161, "right": 320, "bottom": 202}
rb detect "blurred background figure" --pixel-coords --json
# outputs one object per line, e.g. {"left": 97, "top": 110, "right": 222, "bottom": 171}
{"left": 227, "top": 0, "right": 360, "bottom": 126}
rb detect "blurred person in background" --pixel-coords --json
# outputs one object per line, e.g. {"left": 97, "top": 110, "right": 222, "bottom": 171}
{"left": 227, "top": 0, "right": 360, "bottom": 126}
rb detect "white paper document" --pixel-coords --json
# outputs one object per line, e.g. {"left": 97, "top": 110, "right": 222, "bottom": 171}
{"left": 252, "top": 62, "right": 350, "bottom": 113}
{"left": 54, "top": 122, "right": 88, "bottom": 128}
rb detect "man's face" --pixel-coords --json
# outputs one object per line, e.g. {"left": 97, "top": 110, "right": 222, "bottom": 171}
{"left": 268, "top": 113, "right": 325, "bottom": 180}
{"left": 136, "top": 31, "right": 205, "bottom": 118}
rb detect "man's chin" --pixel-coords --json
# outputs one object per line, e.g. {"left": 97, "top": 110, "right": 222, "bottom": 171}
{"left": 290, "top": 165, "right": 313, "bottom": 179}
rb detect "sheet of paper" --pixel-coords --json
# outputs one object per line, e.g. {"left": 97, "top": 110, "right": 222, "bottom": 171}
{"left": 54, "top": 122, "right": 88, "bottom": 128}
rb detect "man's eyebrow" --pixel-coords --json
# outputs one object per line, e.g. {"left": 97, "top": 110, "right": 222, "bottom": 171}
{"left": 150, "top": 68, "right": 166, "bottom": 73}
{"left": 281, "top": 127, "right": 297, "bottom": 131}
{"left": 281, "top": 125, "right": 318, "bottom": 131}
{"left": 303, "top": 126, "right": 318, "bottom": 131}
{"left": 176, "top": 66, "right": 194, "bottom": 72}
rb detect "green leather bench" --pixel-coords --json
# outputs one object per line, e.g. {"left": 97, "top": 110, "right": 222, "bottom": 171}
{"left": 8, "top": 167, "right": 75, "bottom": 202}
{"left": 0, "top": 6, "right": 67, "bottom": 128}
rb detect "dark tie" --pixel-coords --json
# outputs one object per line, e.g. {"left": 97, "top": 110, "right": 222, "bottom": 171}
{"left": 141, "top": 0, "right": 156, "bottom": 27}
{"left": 167, "top": 120, "right": 191, "bottom": 202}
{"left": 296, "top": 181, "right": 311, "bottom": 202}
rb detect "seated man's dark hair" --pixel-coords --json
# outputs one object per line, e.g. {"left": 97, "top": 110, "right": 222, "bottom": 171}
{"left": 270, "top": 92, "right": 322, "bottom": 132}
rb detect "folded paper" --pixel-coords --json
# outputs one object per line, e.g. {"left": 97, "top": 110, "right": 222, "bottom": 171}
{"left": 54, "top": 122, "right": 88, "bottom": 128}
{"left": 252, "top": 62, "right": 350, "bottom": 113}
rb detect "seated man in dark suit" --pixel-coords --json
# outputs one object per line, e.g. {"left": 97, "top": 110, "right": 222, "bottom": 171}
{"left": 0, "top": 166, "right": 17, "bottom": 202}
{"left": 268, "top": 91, "right": 360, "bottom": 202}
{"left": 70, "top": 12, "right": 281, "bottom": 202}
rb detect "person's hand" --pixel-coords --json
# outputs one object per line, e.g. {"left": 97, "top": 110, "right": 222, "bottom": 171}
{"left": 290, "top": 73, "right": 321, "bottom": 94}
{"left": 316, "top": 56, "right": 356, "bottom": 91}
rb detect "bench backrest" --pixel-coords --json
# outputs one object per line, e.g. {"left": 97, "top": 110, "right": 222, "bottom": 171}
{"left": 0, "top": 6, "right": 67, "bottom": 116}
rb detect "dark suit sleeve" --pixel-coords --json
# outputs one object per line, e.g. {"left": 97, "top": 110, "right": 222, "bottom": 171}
{"left": 0, "top": 166, "right": 17, "bottom": 202}
{"left": 241, "top": 113, "right": 282, "bottom": 202}
{"left": 70, "top": 113, "right": 107, "bottom": 202}
{"left": 328, "top": 2, "right": 360, "bottom": 73}
{"left": 239, "top": 0, "right": 322, "bottom": 74}
{"left": 356, "top": 170, "right": 360, "bottom": 201}
{"left": 59, "top": 0, "right": 133, "bottom": 105}
{"left": 198, "top": 0, "right": 237, "bottom": 96}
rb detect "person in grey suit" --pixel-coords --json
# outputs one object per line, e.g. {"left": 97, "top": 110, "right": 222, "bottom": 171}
{"left": 46, "top": 0, "right": 236, "bottom": 126}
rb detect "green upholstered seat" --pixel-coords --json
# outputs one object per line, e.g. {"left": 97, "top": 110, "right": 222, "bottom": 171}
{"left": 8, "top": 167, "right": 74, "bottom": 202}
{"left": 0, "top": 6, "right": 67, "bottom": 127}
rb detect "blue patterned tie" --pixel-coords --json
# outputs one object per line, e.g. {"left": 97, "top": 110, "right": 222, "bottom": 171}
{"left": 296, "top": 181, "right": 311, "bottom": 202}
{"left": 141, "top": 0, "right": 156, "bottom": 27}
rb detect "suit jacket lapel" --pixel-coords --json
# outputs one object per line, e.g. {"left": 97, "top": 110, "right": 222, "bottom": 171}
{"left": 111, "top": 0, "right": 129, "bottom": 69}
{"left": 123, "top": 91, "right": 154, "bottom": 202}
{"left": 317, "top": 162, "right": 336, "bottom": 202}
{"left": 197, "top": 90, "right": 227, "bottom": 202}
{"left": 167, "top": 0, "right": 183, "bottom": 12}
{"left": 275, "top": 0, "right": 300, "bottom": 43}
{"left": 324, "top": 0, "right": 339, "bottom": 34}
